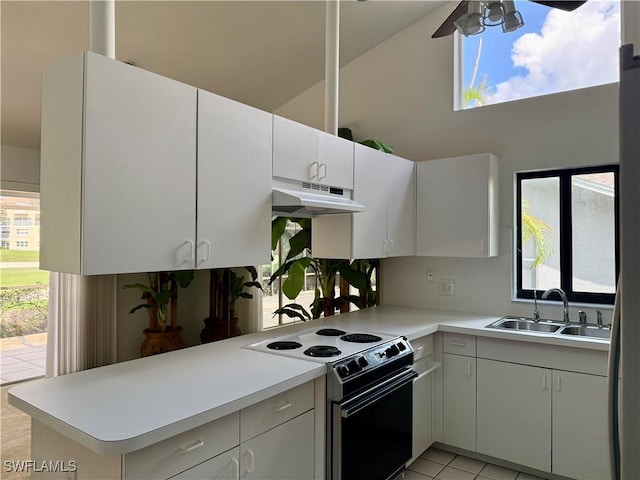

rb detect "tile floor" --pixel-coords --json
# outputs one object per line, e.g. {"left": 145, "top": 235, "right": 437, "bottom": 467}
{"left": 406, "top": 447, "right": 546, "bottom": 480}
{"left": 0, "top": 333, "right": 46, "bottom": 385}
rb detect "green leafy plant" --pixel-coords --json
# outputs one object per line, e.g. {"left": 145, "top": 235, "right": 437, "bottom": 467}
{"left": 269, "top": 217, "right": 366, "bottom": 321}
{"left": 338, "top": 128, "right": 394, "bottom": 154}
{"left": 124, "top": 270, "right": 194, "bottom": 331}
{"left": 522, "top": 200, "right": 555, "bottom": 269}
{"left": 229, "top": 266, "right": 263, "bottom": 318}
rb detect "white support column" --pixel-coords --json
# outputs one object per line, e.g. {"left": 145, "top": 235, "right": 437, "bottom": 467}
{"left": 621, "top": 0, "right": 640, "bottom": 49}
{"left": 90, "top": 0, "right": 116, "bottom": 59}
{"left": 324, "top": 0, "right": 339, "bottom": 136}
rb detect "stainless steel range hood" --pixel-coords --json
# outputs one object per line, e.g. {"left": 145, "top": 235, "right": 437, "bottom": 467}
{"left": 272, "top": 180, "right": 364, "bottom": 218}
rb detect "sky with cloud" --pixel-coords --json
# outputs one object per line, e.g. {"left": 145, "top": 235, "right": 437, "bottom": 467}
{"left": 463, "top": 0, "right": 620, "bottom": 106}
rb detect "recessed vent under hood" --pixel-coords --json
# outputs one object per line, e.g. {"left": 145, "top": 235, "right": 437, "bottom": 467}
{"left": 272, "top": 180, "right": 364, "bottom": 217}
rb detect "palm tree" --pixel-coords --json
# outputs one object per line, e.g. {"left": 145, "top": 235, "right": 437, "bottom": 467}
{"left": 521, "top": 200, "right": 554, "bottom": 269}
{"left": 463, "top": 38, "right": 494, "bottom": 108}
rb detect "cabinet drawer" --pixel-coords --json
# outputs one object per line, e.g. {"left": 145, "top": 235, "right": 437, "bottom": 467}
{"left": 411, "top": 335, "right": 435, "bottom": 361}
{"left": 443, "top": 333, "right": 476, "bottom": 356}
{"left": 125, "top": 412, "right": 239, "bottom": 480}
{"left": 240, "top": 381, "right": 314, "bottom": 442}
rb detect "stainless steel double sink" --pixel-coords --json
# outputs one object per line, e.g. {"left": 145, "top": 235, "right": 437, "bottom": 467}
{"left": 486, "top": 316, "right": 610, "bottom": 340}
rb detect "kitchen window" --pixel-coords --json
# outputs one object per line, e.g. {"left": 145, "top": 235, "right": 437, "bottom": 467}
{"left": 458, "top": 0, "right": 620, "bottom": 110}
{"left": 516, "top": 165, "right": 619, "bottom": 304}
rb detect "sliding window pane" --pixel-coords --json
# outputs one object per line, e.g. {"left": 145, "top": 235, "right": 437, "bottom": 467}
{"left": 571, "top": 173, "right": 616, "bottom": 294}
{"left": 521, "top": 177, "right": 560, "bottom": 291}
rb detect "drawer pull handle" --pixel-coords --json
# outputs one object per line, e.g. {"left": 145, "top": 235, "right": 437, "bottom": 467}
{"left": 318, "top": 163, "right": 327, "bottom": 180}
{"left": 451, "top": 341, "right": 466, "bottom": 347}
{"left": 557, "top": 376, "right": 562, "bottom": 392}
{"left": 231, "top": 457, "right": 240, "bottom": 477}
{"left": 467, "top": 361, "right": 472, "bottom": 377}
{"left": 179, "top": 439, "right": 204, "bottom": 454}
{"left": 543, "top": 374, "right": 548, "bottom": 391}
{"left": 246, "top": 449, "right": 255, "bottom": 473}
{"left": 309, "top": 161, "right": 319, "bottom": 179}
{"left": 274, "top": 401, "right": 292, "bottom": 412}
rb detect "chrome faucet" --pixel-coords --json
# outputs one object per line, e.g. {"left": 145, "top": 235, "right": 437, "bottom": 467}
{"left": 541, "top": 288, "right": 570, "bottom": 325}
{"left": 596, "top": 310, "right": 603, "bottom": 328}
{"left": 533, "top": 290, "right": 540, "bottom": 322}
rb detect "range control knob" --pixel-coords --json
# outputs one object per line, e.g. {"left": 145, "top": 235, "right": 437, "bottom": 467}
{"left": 347, "top": 360, "right": 362, "bottom": 374}
{"left": 385, "top": 344, "right": 400, "bottom": 358}
{"left": 357, "top": 356, "right": 369, "bottom": 368}
{"left": 397, "top": 342, "right": 407, "bottom": 352}
{"left": 337, "top": 365, "right": 350, "bottom": 378}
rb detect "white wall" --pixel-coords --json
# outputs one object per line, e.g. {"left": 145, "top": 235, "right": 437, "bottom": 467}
{"left": 1, "top": 145, "right": 41, "bottom": 192}
{"left": 276, "top": 3, "right": 619, "bottom": 322}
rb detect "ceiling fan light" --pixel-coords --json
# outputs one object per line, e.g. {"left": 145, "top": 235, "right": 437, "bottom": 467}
{"left": 454, "top": 1, "right": 485, "bottom": 36}
{"left": 483, "top": 1, "right": 505, "bottom": 26}
{"left": 502, "top": 10, "right": 524, "bottom": 32}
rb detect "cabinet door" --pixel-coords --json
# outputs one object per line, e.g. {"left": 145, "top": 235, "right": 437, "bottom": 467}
{"left": 352, "top": 146, "right": 389, "bottom": 259}
{"left": 412, "top": 357, "right": 435, "bottom": 461}
{"left": 477, "top": 359, "right": 551, "bottom": 472}
{"left": 83, "top": 52, "right": 197, "bottom": 274}
{"left": 240, "top": 411, "right": 314, "bottom": 480}
{"left": 197, "top": 91, "right": 272, "bottom": 269}
{"left": 552, "top": 371, "right": 609, "bottom": 480}
{"left": 416, "top": 153, "right": 498, "bottom": 258}
{"left": 386, "top": 155, "right": 415, "bottom": 257}
{"left": 273, "top": 116, "right": 353, "bottom": 189}
{"left": 442, "top": 353, "right": 476, "bottom": 451}
{"left": 170, "top": 448, "right": 240, "bottom": 480}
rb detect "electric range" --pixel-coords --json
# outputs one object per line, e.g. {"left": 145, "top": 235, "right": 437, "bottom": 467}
{"left": 244, "top": 325, "right": 416, "bottom": 480}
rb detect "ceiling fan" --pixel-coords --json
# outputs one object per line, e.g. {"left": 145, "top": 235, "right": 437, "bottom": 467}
{"left": 432, "top": 0, "right": 587, "bottom": 38}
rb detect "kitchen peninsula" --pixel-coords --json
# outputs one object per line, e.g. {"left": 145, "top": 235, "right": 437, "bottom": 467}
{"left": 9, "top": 305, "right": 610, "bottom": 480}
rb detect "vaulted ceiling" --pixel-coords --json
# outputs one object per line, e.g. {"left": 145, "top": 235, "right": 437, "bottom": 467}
{"left": 1, "top": 1, "right": 445, "bottom": 150}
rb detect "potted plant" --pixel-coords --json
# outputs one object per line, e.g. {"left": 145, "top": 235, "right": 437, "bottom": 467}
{"left": 200, "top": 266, "right": 262, "bottom": 343}
{"left": 124, "top": 270, "right": 194, "bottom": 356}
{"left": 269, "top": 217, "right": 366, "bottom": 321}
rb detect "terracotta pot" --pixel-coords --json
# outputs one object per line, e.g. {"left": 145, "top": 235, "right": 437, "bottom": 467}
{"left": 200, "top": 315, "right": 242, "bottom": 344}
{"left": 140, "top": 326, "right": 185, "bottom": 357}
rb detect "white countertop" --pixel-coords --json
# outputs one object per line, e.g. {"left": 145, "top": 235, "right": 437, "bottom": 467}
{"left": 8, "top": 305, "right": 609, "bottom": 456}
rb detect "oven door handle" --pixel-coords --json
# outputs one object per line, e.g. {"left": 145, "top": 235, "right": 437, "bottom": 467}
{"left": 340, "top": 369, "right": 418, "bottom": 419}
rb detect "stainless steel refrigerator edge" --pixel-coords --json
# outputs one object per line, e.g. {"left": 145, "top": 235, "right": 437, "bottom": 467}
{"left": 612, "top": 40, "right": 640, "bottom": 479}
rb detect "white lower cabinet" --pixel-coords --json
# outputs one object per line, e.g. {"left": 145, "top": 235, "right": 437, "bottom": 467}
{"left": 441, "top": 335, "right": 610, "bottom": 479}
{"left": 411, "top": 335, "right": 438, "bottom": 461}
{"left": 552, "top": 371, "right": 610, "bottom": 480}
{"left": 170, "top": 448, "right": 240, "bottom": 480}
{"left": 442, "top": 353, "right": 476, "bottom": 451}
{"left": 476, "top": 359, "right": 552, "bottom": 472}
{"left": 240, "top": 411, "right": 314, "bottom": 480}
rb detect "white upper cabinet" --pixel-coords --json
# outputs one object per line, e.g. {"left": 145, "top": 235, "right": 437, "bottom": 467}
{"left": 416, "top": 153, "right": 498, "bottom": 258}
{"left": 272, "top": 115, "right": 354, "bottom": 189}
{"left": 197, "top": 91, "right": 272, "bottom": 269}
{"left": 40, "top": 51, "right": 197, "bottom": 275}
{"left": 312, "top": 145, "right": 415, "bottom": 259}
{"left": 40, "top": 52, "right": 273, "bottom": 275}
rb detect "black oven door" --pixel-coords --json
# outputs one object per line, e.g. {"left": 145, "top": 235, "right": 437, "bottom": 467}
{"left": 332, "top": 368, "right": 417, "bottom": 480}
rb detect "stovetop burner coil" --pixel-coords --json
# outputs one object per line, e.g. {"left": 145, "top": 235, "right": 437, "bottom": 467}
{"left": 316, "top": 328, "right": 347, "bottom": 336}
{"left": 267, "top": 341, "right": 303, "bottom": 350}
{"left": 340, "top": 333, "right": 383, "bottom": 343}
{"left": 304, "top": 345, "right": 342, "bottom": 357}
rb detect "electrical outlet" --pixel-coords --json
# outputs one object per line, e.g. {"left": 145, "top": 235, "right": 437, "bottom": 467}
{"left": 426, "top": 268, "right": 435, "bottom": 284}
{"left": 439, "top": 279, "right": 455, "bottom": 296}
